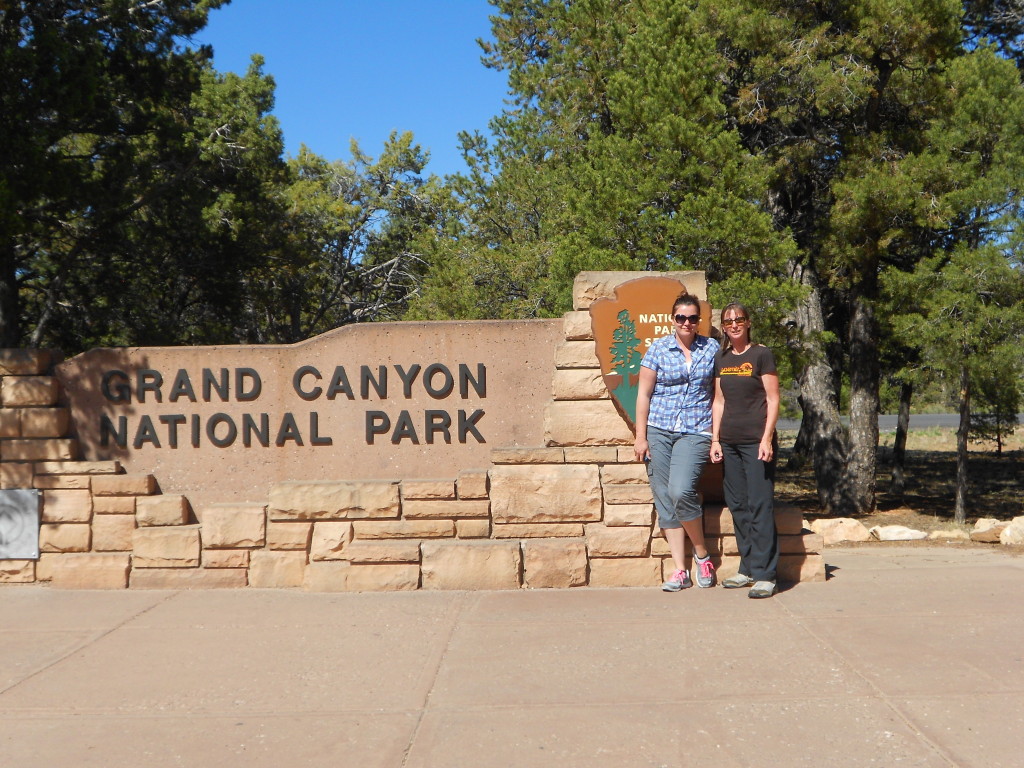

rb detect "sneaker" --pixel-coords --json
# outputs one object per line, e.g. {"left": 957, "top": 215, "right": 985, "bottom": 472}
{"left": 748, "top": 580, "right": 777, "bottom": 599}
{"left": 662, "top": 568, "right": 692, "bottom": 592}
{"left": 722, "top": 573, "right": 754, "bottom": 589}
{"left": 694, "top": 555, "right": 716, "bottom": 588}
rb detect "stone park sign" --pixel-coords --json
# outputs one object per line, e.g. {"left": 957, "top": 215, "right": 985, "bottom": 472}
{"left": 0, "top": 271, "right": 825, "bottom": 590}
{"left": 56, "top": 320, "right": 563, "bottom": 511}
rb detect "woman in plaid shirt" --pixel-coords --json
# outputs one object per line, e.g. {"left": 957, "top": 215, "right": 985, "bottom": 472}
{"left": 633, "top": 292, "right": 720, "bottom": 591}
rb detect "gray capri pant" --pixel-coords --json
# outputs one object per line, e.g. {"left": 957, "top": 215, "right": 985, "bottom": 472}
{"left": 646, "top": 425, "right": 710, "bottom": 528}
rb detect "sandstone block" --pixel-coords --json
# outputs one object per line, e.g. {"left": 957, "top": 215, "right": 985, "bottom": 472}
{"left": 651, "top": 532, "right": 720, "bottom": 557}
{"left": 602, "top": 484, "right": 654, "bottom": 505}
{"left": 588, "top": 557, "right": 661, "bottom": 587}
{"left": 616, "top": 447, "right": 636, "bottom": 462}
{"left": 91, "top": 514, "right": 135, "bottom": 552}
{"left": 585, "top": 524, "right": 650, "bottom": 557}
{"left": 490, "top": 464, "right": 602, "bottom": 523}
{"left": 93, "top": 473, "right": 157, "bottom": 497}
{"left": 339, "top": 540, "right": 421, "bottom": 563}
{"left": 421, "top": 540, "right": 522, "bottom": 590}
{"left": 131, "top": 526, "right": 201, "bottom": 568}
{"left": 456, "top": 470, "right": 489, "bottom": 499}
{"left": 93, "top": 496, "right": 136, "bottom": 514}
{"left": 266, "top": 521, "right": 312, "bottom": 550}
{"left": 544, "top": 400, "right": 633, "bottom": 446}
{"left": 0, "top": 349, "right": 52, "bottom": 375}
{"left": 552, "top": 369, "right": 608, "bottom": 400}
{"left": 268, "top": 480, "right": 400, "bottom": 521}
{"left": 352, "top": 520, "right": 455, "bottom": 540}
{"left": 522, "top": 539, "right": 588, "bottom": 589}
{"left": 492, "top": 523, "right": 585, "bottom": 538}
{"left": 0, "top": 559, "right": 35, "bottom": 583}
{"left": 131, "top": 568, "right": 247, "bottom": 589}
{"left": 201, "top": 503, "right": 266, "bottom": 548}
{"left": 35, "top": 553, "right": 60, "bottom": 581}
{"left": 778, "top": 553, "right": 826, "bottom": 583}
{"left": 0, "top": 409, "right": 19, "bottom": 437}
{"left": 0, "top": 462, "right": 33, "bottom": 489}
{"left": 563, "top": 446, "right": 618, "bottom": 464}
{"left": 34, "top": 473, "right": 90, "bottom": 490}
{"left": 248, "top": 551, "right": 307, "bottom": 588}
{"left": 136, "top": 495, "right": 190, "bottom": 526}
{"left": 456, "top": 518, "right": 491, "bottom": 538}
{"left": 41, "top": 489, "right": 92, "bottom": 523}
{"left": 780, "top": 532, "right": 824, "bottom": 554}
{"left": 403, "top": 499, "right": 490, "bottom": 519}
{"left": 775, "top": 506, "right": 805, "bottom": 535}
{"left": 39, "top": 523, "right": 90, "bottom": 552}
{"left": 310, "top": 521, "right": 354, "bottom": 560}
{"left": 603, "top": 503, "right": 654, "bottom": 527}
{"left": 1, "top": 376, "right": 58, "bottom": 406}
{"left": 702, "top": 505, "right": 732, "bottom": 535}
{"left": 554, "top": 340, "right": 600, "bottom": 369}
{"left": 708, "top": 555, "right": 742, "bottom": 580}
{"left": 490, "top": 447, "right": 565, "bottom": 464}
{"left": 203, "top": 549, "right": 250, "bottom": 569}
{"left": 971, "top": 519, "right": 1008, "bottom": 543}
{"left": 401, "top": 479, "right": 456, "bottom": 500}
{"left": 35, "top": 460, "right": 120, "bottom": 475}
{"left": 999, "top": 517, "right": 1024, "bottom": 546}
{"left": 572, "top": 270, "right": 706, "bottom": 310}
{"left": 2, "top": 438, "right": 77, "bottom": 461}
{"left": 600, "top": 463, "right": 649, "bottom": 485}
{"left": 563, "top": 311, "right": 594, "bottom": 341}
{"left": 19, "top": 407, "right": 70, "bottom": 438}
{"left": 870, "top": 525, "right": 927, "bottom": 541}
{"left": 304, "top": 561, "right": 420, "bottom": 592}
{"left": 50, "top": 554, "right": 130, "bottom": 589}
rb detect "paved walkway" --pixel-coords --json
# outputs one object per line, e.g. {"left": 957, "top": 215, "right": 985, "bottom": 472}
{"left": 1, "top": 545, "right": 1021, "bottom": 767}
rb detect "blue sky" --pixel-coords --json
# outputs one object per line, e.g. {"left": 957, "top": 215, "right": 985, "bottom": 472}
{"left": 193, "top": 0, "right": 509, "bottom": 178}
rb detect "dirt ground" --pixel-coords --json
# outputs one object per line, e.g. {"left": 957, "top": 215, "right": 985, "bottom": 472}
{"left": 774, "top": 426, "right": 1023, "bottom": 536}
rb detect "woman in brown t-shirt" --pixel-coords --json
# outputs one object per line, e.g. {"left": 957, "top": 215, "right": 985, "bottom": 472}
{"left": 710, "top": 302, "right": 781, "bottom": 598}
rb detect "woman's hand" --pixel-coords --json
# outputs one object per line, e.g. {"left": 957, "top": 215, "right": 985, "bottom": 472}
{"left": 758, "top": 436, "right": 774, "bottom": 462}
{"left": 710, "top": 440, "right": 723, "bottom": 463}
{"left": 634, "top": 437, "right": 650, "bottom": 463}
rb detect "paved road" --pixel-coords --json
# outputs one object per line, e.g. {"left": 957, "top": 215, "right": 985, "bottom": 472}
{"left": 1, "top": 545, "right": 1021, "bottom": 767}
{"left": 777, "top": 413, "right": 1023, "bottom": 432}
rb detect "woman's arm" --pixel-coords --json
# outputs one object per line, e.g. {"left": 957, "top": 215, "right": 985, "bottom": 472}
{"left": 633, "top": 366, "right": 656, "bottom": 462}
{"left": 710, "top": 377, "right": 724, "bottom": 463}
{"left": 760, "top": 372, "right": 780, "bottom": 462}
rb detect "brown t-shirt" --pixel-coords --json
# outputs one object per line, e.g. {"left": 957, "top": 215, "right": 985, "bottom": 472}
{"left": 715, "top": 345, "right": 777, "bottom": 444}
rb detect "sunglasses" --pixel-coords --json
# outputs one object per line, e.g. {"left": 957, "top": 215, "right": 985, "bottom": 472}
{"left": 721, "top": 317, "right": 748, "bottom": 326}
{"left": 673, "top": 313, "right": 701, "bottom": 324}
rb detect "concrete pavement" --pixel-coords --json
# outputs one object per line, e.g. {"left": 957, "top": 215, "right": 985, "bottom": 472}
{"left": 1, "top": 545, "right": 1022, "bottom": 767}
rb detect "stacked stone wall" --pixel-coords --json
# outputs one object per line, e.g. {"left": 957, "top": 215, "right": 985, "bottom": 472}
{"left": 0, "top": 273, "right": 825, "bottom": 589}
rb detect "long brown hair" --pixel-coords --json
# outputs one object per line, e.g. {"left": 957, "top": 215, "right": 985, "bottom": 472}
{"left": 719, "top": 301, "right": 752, "bottom": 352}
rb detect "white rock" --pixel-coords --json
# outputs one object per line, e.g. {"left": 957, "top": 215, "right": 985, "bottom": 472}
{"left": 998, "top": 516, "right": 1024, "bottom": 546}
{"left": 972, "top": 517, "right": 1001, "bottom": 532}
{"left": 809, "top": 517, "right": 872, "bottom": 545}
{"left": 869, "top": 525, "right": 928, "bottom": 541}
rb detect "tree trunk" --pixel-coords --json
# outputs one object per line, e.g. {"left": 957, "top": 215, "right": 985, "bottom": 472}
{"left": 890, "top": 381, "right": 912, "bottom": 496}
{"left": 955, "top": 362, "right": 970, "bottom": 525}
{"left": 846, "top": 288, "right": 880, "bottom": 514}
{"left": 786, "top": 396, "right": 811, "bottom": 469}
{"left": 792, "top": 261, "right": 851, "bottom": 512}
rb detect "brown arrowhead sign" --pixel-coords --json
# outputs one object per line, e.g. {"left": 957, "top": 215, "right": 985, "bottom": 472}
{"left": 589, "top": 277, "right": 712, "bottom": 432}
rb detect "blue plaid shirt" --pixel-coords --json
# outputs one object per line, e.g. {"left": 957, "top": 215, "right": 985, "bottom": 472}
{"left": 641, "top": 334, "right": 720, "bottom": 434}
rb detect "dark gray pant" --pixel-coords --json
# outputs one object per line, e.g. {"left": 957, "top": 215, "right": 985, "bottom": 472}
{"left": 722, "top": 442, "right": 778, "bottom": 581}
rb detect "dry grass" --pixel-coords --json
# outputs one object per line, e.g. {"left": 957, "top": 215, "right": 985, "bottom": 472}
{"left": 775, "top": 427, "right": 1023, "bottom": 533}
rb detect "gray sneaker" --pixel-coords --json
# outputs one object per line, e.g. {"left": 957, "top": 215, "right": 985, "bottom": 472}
{"left": 662, "top": 568, "right": 692, "bottom": 591}
{"left": 722, "top": 573, "right": 754, "bottom": 589}
{"left": 693, "top": 555, "right": 716, "bottom": 588}
{"left": 748, "top": 580, "right": 777, "bottom": 599}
